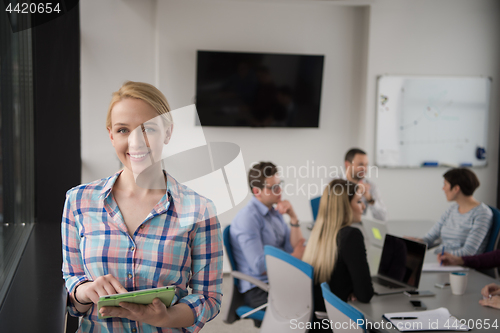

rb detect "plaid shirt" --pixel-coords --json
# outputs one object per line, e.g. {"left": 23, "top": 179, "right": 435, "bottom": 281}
{"left": 62, "top": 170, "right": 223, "bottom": 333}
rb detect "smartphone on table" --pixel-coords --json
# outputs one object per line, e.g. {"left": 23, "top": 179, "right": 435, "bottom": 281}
{"left": 434, "top": 282, "right": 450, "bottom": 289}
{"left": 409, "top": 300, "right": 427, "bottom": 310}
{"left": 403, "top": 290, "right": 435, "bottom": 297}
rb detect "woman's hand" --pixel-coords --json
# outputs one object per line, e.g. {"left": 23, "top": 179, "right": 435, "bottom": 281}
{"left": 481, "top": 283, "right": 500, "bottom": 299}
{"left": 479, "top": 296, "right": 500, "bottom": 309}
{"left": 437, "top": 252, "right": 464, "bottom": 266}
{"left": 76, "top": 274, "right": 128, "bottom": 304}
{"left": 100, "top": 298, "right": 169, "bottom": 327}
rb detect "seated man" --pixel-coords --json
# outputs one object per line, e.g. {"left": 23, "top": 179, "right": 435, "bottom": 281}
{"left": 230, "top": 161, "right": 305, "bottom": 308}
{"left": 344, "top": 148, "right": 387, "bottom": 221}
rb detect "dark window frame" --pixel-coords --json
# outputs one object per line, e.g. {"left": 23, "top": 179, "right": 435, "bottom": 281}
{"left": 0, "top": 2, "right": 35, "bottom": 308}
{"left": 0, "top": 3, "right": 81, "bottom": 332}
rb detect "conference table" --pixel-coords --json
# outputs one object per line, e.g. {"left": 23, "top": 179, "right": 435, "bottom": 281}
{"left": 349, "top": 220, "right": 500, "bottom": 332}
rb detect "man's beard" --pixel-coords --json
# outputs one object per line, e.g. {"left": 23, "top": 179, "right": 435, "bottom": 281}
{"left": 350, "top": 171, "right": 364, "bottom": 182}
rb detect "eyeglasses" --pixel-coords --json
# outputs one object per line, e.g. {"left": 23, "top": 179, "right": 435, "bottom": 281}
{"left": 264, "top": 180, "right": 284, "bottom": 192}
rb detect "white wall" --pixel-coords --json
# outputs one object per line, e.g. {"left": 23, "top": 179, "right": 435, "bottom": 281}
{"left": 81, "top": 0, "right": 371, "bottom": 222}
{"left": 80, "top": 0, "right": 500, "bottom": 269}
{"left": 81, "top": 0, "right": 157, "bottom": 181}
{"left": 156, "top": 0, "right": 370, "bottom": 227}
{"left": 363, "top": 0, "right": 500, "bottom": 220}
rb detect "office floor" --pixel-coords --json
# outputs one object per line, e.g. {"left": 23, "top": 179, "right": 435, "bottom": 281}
{"left": 202, "top": 273, "right": 259, "bottom": 333}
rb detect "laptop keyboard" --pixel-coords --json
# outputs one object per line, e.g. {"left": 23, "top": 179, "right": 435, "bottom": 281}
{"left": 372, "top": 276, "right": 404, "bottom": 289}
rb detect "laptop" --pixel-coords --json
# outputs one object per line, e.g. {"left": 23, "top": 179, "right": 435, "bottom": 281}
{"left": 372, "top": 234, "right": 427, "bottom": 295}
{"left": 362, "top": 219, "right": 389, "bottom": 248}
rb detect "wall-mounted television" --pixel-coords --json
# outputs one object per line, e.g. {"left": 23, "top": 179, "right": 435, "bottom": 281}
{"left": 195, "top": 50, "right": 324, "bottom": 127}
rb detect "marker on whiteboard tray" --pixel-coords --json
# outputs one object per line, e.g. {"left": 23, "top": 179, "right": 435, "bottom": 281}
{"left": 460, "top": 163, "right": 473, "bottom": 167}
{"left": 422, "top": 161, "right": 439, "bottom": 167}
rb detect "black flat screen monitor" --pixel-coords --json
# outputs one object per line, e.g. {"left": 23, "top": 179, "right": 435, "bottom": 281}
{"left": 378, "top": 234, "right": 427, "bottom": 288}
{"left": 195, "top": 50, "right": 324, "bottom": 127}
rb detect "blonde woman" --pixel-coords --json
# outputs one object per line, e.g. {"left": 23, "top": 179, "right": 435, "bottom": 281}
{"left": 303, "top": 179, "right": 373, "bottom": 330}
{"left": 61, "top": 81, "right": 223, "bottom": 332}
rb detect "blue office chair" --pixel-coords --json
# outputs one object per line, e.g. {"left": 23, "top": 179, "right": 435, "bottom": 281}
{"left": 321, "top": 282, "right": 366, "bottom": 333}
{"left": 260, "top": 246, "right": 314, "bottom": 332}
{"left": 310, "top": 196, "right": 321, "bottom": 221}
{"left": 484, "top": 206, "right": 500, "bottom": 279}
{"left": 221, "top": 225, "right": 267, "bottom": 326}
{"left": 485, "top": 206, "right": 500, "bottom": 253}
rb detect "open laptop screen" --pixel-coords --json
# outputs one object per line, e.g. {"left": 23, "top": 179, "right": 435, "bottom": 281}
{"left": 378, "top": 234, "right": 427, "bottom": 288}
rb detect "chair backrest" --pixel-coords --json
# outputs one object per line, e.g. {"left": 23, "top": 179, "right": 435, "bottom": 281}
{"left": 223, "top": 225, "right": 239, "bottom": 287}
{"left": 486, "top": 206, "right": 500, "bottom": 253}
{"left": 310, "top": 196, "right": 321, "bottom": 221}
{"left": 222, "top": 225, "right": 266, "bottom": 324}
{"left": 260, "top": 245, "right": 314, "bottom": 333}
{"left": 321, "top": 282, "right": 365, "bottom": 333}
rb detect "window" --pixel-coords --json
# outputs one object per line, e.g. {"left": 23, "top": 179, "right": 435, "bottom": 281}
{"left": 0, "top": 5, "right": 35, "bottom": 306}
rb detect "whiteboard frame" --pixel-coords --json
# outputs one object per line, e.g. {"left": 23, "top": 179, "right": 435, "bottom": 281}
{"left": 375, "top": 75, "right": 491, "bottom": 168}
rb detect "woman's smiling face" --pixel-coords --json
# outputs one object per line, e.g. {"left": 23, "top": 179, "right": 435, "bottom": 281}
{"left": 108, "top": 98, "right": 170, "bottom": 175}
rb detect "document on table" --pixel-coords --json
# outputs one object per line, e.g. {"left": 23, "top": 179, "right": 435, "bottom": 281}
{"left": 383, "top": 307, "right": 470, "bottom": 331}
{"left": 422, "top": 263, "right": 469, "bottom": 272}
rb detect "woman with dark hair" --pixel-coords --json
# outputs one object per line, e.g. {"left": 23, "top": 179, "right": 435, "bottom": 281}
{"left": 408, "top": 168, "right": 492, "bottom": 256}
{"left": 303, "top": 179, "right": 374, "bottom": 331}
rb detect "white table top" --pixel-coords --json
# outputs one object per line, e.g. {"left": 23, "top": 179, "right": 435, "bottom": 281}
{"left": 351, "top": 220, "right": 499, "bottom": 333}
{"left": 352, "top": 269, "right": 499, "bottom": 332}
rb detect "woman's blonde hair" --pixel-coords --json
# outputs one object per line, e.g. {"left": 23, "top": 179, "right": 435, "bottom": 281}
{"left": 302, "top": 179, "right": 355, "bottom": 284}
{"left": 106, "top": 81, "right": 172, "bottom": 129}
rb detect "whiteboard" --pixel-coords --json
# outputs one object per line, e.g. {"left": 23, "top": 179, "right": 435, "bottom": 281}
{"left": 375, "top": 76, "right": 491, "bottom": 168}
